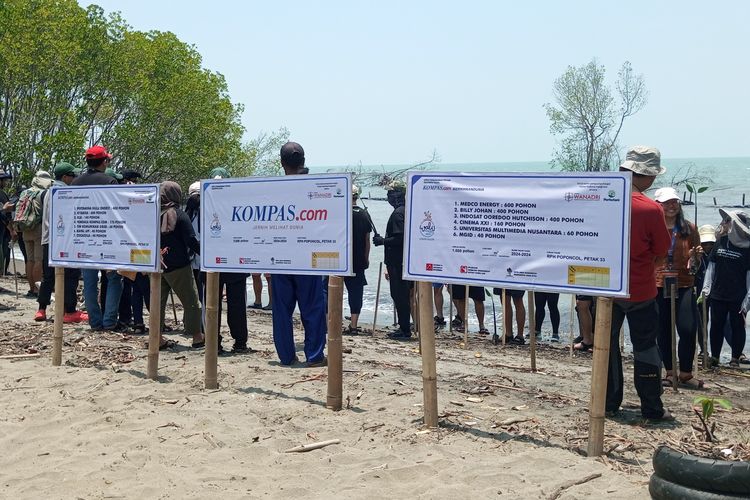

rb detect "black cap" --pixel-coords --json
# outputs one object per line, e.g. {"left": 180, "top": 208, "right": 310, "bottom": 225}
{"left": 280, "top": 141, "right": 305, "bottom": 168}
{"left": 121, "top": 170, "right": 142, "bottom": 181}
{"left": 0, "top": 170, "right": 11, "bottom": 180}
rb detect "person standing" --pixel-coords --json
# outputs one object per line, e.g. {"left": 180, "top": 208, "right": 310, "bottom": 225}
{"left": 207, "top": 167, "right": 251, "bottom": 354}
{"left": 343, "top": 184, "right": 371, "bottom": 334}
{"left": 534, "top": 291, "right": 561, "bottom": 342}
{"left": 373, "top": 180, "right": 411, "bottom": 340}
{"left": 652, "top": 187, "right": 702, "bottom": 388}
{"left": 34, "top": 162, "right": 87, "bottom": 323}
{"left": 701, "top": 209, "right": 750, "bottom": 368}
{"left": 694, "top": 224, "right": 716, "bottom": 359}
{"left": 72, "top": 145, "right": 123, "bottom": 330}
{"left": 271, "top": 142, "right": 328, "bottom": 366}
{"left": 15, "top": 170, "right": 53, "bottom": 296}
{"left": 0, "top": 170, "right": 14, "bottom": 299}
{"left": 493, "top": 288, "right": 526, "bottom": 344}
{"left": 607, "top": 146, "right": 672, "bottom": 420}
{"left": 450, "top": 285, "right": 488, "bottom": 334}
{"left": 158, "top": 181, "right": 204, "bottom": 349}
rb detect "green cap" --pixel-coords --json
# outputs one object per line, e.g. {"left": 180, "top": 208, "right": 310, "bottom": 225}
{"left": 105, "top": 167, "right": 123, "bottom": 181}
{"left": 54, "top": 162, "right": 77, "bottom": 177}
{"left": 209, "top": 166, "right": 230, "bottom": 179}
{"left": 385, "top": 180, "right": 406, "bottom": 192}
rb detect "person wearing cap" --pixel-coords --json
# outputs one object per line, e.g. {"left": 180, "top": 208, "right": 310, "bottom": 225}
{"left": 203, "top": 168, "right": 251, "bottom": 354}
{"left": 652, "top": 186, "right": 703, "bottom": 388}
{"left": 73, "top": 145, "right": 124, "bottom": 331}
{"left": 342, "top": 184, "right": 372, "bottom": 335}
{"left": 607, "top": 146, "right": 672, "bottom": 420}
{"left": 271, "top": 142, "right": 327, "bottom": 366}
{"left": 121, "top": 170, "right": 142, "bottom": 184}
{"left": 373, "top": 180, "right": 412, "bottom": 340}
{"left": 701, "top": 209, "right": 750, "bottom": 367}
{"left": 34, "top": 163, "right": 87, "bottom": 323}
{"left": 694, "top": 224, "right": 716, "bottom": 358}
{"left": 105, "top": 167, "right": 124, "bottom": 183}
{"left": 185, "top": 180, "right": 207, "bottom": 333}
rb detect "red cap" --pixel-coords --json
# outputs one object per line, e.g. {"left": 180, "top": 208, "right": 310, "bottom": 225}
{"left": 85, "top": 145, "right": 112, "bottom": 160}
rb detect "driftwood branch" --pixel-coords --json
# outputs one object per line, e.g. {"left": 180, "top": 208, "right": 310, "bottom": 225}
{"left": 284, "top": 439, "right": 340, "bottom": 453}
{"left": 547, "top": 473, "right": 602, "bottom": 500}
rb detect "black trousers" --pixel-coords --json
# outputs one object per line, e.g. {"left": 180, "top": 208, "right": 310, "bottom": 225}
{"left": 119, "top": 277, "right": 133, "bottom": 324}
{"left": 37, "top": 243, "right": 80, "bottom": 313}
{"left": 387, "top": 264, "right": 411, "bottom": 334}
{"left": 606, "top": 299, "right": 664, "bottom": 419}
{"left": 534, "top": 292, "right": 560, "bottom": 334}
{"left": 656, "top": 287, "right": 698, "bottom": 373}
{"left": 709, "top": 298, "right": 746, "bottom": 359}
{"left": 218, "top": 273, "right": 248, "bottom": 348}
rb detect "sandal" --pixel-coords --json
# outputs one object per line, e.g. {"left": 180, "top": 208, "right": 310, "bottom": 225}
{"left": 647, "top": 408, "right": 675, "bottom": 422}
{"left": 510, "top": 336, "right": 525, "bottom": 345}
{"left": 729, "top": 359, "right": 740, "bottom": 368}
{"left": 478, "top": 328, "right": 490, "bottom": 335}
{"left": 739, "top": 354, "right": 750, "bottom": 365}
{"left": 662, "top": 376, "right": 675, "bottom": 388}
{"left": 343, "top": 325, "right": 361, "bottom": 336}
{"left": 678, "top": 375, "right": 705, "bottom": 390}
{"left": 574, "top": 341, "right": 593, "bottom": 352}
{"left": 248, "top": 302, "right": 262, "bottom": 309}
{"left": 147, "top": 339, "right": 176, "bottom": 351}
{"left": 573, "top": 335, "right": 584, "bottom": 344}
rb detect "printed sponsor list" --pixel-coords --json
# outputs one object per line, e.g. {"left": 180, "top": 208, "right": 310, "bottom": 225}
{"left": 200, "top": 174, "right": 353, "bottom": 276}
{"left": 405, "top": 173, "right": 631, "bottom": 297}
{"left": 49, "top": 185, "right": 160, "bottom": 272}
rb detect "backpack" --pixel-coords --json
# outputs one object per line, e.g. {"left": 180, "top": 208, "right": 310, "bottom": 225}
{"left": 13, "top": 187, "right": 44, "bottom": 231}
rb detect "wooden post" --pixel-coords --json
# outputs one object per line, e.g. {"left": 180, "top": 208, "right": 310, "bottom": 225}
{"left": 448, "top": 285, "right": 453, "bottom": 333}
{"left": 587, "top": 297, "right": 613, "bottom": 457}
{"left": 528, "top": 291, "right": 536, "bottom": 372}
{"left": 670, "top": 283, "right": 678, "bottom": 391}
{"left": 326, "top": 275, "right": 344, "bottom": 411}
{"left": 463, "top": 285, "right": 469, "bottom": 348}
{"left": 569, "top": 293, "right": 575, "bottom": 359}
{"left": 371, "top": 262, "right": 382, "bottom": 334}
{"left": 146, "top": 272, "right": 162, "bottom": 380}
{"left": 501, "top": 289, "right": 507, "bottom": 346}
{"left": 204, "top": 272, "right": 220, "bottom": 390}
{"left": 418, "top": 282, "right": 438, "bottom": 427}
{"left": 51, "top": 267, "right": 65, "bottom": 366}
{"left": 701, "top": 298, "right": 708, "bottom": 370}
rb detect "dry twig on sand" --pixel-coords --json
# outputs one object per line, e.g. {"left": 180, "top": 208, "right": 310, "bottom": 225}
{"left": 284, "top": 439, "right": 340, "bottom": 453}
{"left": 547, "top": 473, "right": 602, "bottom": 500}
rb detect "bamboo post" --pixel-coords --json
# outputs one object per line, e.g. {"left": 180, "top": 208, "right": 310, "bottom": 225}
{"left": 569, "top": 294, "right": 575, "bottom": 359}
{"left": 204, "top": 272, "right": 220, "bottom": 390}
{"left": 670, "top": 283, "right": 678, "bottom": 391}
{"left": 418, "top": 282, "right": 438, "bottom": 427}
{"left": 502, "top": 289, "right": 507, "bottom": 346}
{"left": 146, "top": 272, "right": 162, "bottom": 380}
{"left": 463, "top": 284, "right": 469, "bottom": 348}
{"left": 326, "top": 275, "right": 344, "bottom": 411}
{"left": 371, "top": 262, "right": 382, "bottom": 334}
{"left": 701, "top": 298, "right": 708, "bottom": 370}
{"left": 169, "top": 289, "right": 179, "bottom": 326}
{"left": 587, "top": 297, "right": 613, "bottom": 457}
{"left": 51, "top": 267, "right": 65, "bottom": 366}
{"left": 414, "top": 284, "right": 421, "bottom": 354}
{"left": 528, "top": 291, "right": 536, "bottom": 372}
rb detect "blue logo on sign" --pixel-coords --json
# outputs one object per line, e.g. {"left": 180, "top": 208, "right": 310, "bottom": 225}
{"left": 210, "top": 213, "right": 222, "bottom": 236}
{"left": 419, "top": 211, "right": 436, "bottom": 238}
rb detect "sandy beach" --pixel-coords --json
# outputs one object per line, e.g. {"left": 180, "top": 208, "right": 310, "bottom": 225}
{"left": 1, "top": 275, "right": 748, "bottom": 499}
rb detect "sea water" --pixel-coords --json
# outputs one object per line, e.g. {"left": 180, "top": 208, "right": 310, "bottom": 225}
{"left": 252, "top": 157, "right": 748, "bottom": 357}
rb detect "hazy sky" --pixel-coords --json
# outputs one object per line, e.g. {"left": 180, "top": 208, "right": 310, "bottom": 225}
{"left": 82, "top": 1, "right": 750, "bottom": 166}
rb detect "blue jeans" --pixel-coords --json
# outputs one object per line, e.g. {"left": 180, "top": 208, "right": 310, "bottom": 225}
{"left": 82, "top": 269, "right": 123, "bottom": 329}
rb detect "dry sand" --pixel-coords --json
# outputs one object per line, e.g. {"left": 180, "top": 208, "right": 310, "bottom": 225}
{"left": 1, "top": 275, "right": 748, "bottom": 499}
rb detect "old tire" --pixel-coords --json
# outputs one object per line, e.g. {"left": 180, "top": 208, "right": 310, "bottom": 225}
{"left": 653, "top": 446, "right": 750, "bottom": 495}
{"left": 649, "top": 474, "right": 748, "bottom": 500}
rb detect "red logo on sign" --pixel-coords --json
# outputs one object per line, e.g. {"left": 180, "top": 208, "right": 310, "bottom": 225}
{"left": 460, "top": 265, "right": 467, "bottom": 273}
{"left": 426, "top": 263, "right": 433, "bottom": 271}
{"left": 216, "top": 257, "right": 222, "bottom": 263}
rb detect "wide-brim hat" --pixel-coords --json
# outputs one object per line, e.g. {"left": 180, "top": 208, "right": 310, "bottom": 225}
{"left": 620, "top": 145, "right": 666, "bottom": 176}
{"left": 719, "top": 208, "right": 750, "bottom": 239}
{"left": 698, "top": 224, "right": 716, "bottom": 244}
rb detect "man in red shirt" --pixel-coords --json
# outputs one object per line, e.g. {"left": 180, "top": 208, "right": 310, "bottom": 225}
{"left": 607, "top": 146, "right": 673, "bottom": 420}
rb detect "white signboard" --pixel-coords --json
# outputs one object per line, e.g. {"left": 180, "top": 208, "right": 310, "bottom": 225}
{"left": 200, "top": 174, "right": 353, "bottom": 275}
{"left": 49, "top": 184, "right": 161, "bottom": 272}
{"left": 404, "top": 172, "right": 632, "bottom": 297}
